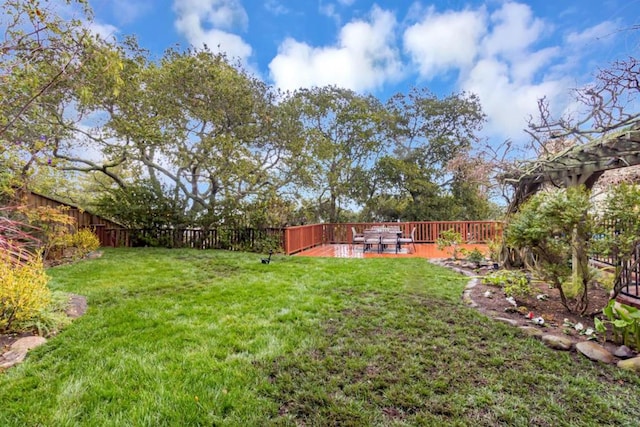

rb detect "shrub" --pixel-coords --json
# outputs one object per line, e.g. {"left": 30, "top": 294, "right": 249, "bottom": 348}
{"left": 505, "top": 186, "right": 594, "bottom": 314}
{"left": 62, "top": 228, "right": 100, "bottom": 259}
{"left": 593, "top": 183, "right": 640, "bottom": 299}
{"left": 466, "top": 248, "right": 485, "bottom": 267}
{"left": 437, "top": 229, "right": 463, "bottom": 260}
{"left": 20, "top": 205, "right": 76, "bottom": 260}
{"left": 0, "top": 251, "right": 51, "bottom": 332}
{"left": 486, "top": 237, "right": 502, "bottom": 263}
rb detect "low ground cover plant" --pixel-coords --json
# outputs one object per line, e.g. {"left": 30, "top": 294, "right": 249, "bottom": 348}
{"left": 598, "top": 300, "right": 640, "bottom": 351}
{"left": 483, "top": 269, "right": 533, "bottom": 299}
{"left": 0, "top": 248, "right": 638, "bottom": 425}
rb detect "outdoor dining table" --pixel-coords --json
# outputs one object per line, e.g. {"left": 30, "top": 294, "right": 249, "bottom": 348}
{"left": 363, "top": 227, "right": 402, "bottom": 253}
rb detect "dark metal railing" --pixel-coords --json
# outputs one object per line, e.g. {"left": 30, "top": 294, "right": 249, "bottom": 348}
{"left": 97, "top": 227, "right": 285, "bottom": 252}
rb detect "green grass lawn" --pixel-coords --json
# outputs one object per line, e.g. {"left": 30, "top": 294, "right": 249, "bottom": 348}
{"left": 1, "top": 248, "right": 639, "bottom": 426}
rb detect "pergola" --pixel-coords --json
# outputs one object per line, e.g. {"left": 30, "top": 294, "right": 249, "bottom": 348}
{"left": 503, "top": 122, "right": 640, "bottom": 305}
{"left": 505, "top": 122, "right": 640, "bottom": 212}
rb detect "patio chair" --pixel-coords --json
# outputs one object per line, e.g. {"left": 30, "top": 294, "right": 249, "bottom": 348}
{"left": 380, "top": 231, "right": 399, "bottom": 254}
{"left": 363, "top": 230, "right": 381, "bottom": 253}
{"left": 398, "top": 227, "right": 416, "bottom": 253}
{"left": 351, "top": 227, "right": 365, "bottom": 249}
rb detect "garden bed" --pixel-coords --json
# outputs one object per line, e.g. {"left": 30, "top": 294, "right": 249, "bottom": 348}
{"left": 436, "top": 260, "right": 616, "bottom": 346}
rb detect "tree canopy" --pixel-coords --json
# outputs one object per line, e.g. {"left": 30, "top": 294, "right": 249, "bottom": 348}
{"left": 1, "top": 0, "right": 498, "bottom": 227}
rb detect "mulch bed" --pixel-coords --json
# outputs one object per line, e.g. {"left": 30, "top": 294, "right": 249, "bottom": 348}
{"left": 438, "top": 260, "right": 612, "bottom": 344}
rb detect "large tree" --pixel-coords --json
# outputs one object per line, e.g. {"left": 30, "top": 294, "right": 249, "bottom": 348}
{"left": 364, "top": 88, "right": 487, "bottom": 221}
{"left": 284, "top": 86, "right": 387, "bottom": 223}
{"left": 0, "top": 0, "right": 123, "bottom": 194}
{"left": 51, "top": 46, "right": 303, "bottom": 227}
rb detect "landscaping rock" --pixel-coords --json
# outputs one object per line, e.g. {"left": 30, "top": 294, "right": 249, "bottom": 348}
{"left": 576, "top": 341, "right": 614, "bottom": 364}
{"left": 65, "top": 294, "right": 88, "bottom": 319}
{"left": 462, "top": 290, "right": 477, "bottom": 308}
{"left": 86, "top": 251, "right": 103, "bottom": 259}
{"left": 0, "top": 336, "right": 46, "bottom": 370}
{"left": 495, "top": 317, "right": 519, "bottom": 327}
{"left": 520, "top": 326, "right": 543, "bottom": 339}
{"left": 9, "top": 336, "right": 46, "bottom": 352}
{"left": 614, "top": 345, "right": 636, "bottom": 359}
{"left": 617, "top": 357, "right": 640, "bottom": 373}
{"left": 541, "top": 335, "right": 573, "bottom": 351}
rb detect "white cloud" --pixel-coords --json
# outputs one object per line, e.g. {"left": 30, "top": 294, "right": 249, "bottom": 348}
{"left": 319, "top": 3, "right": 340, "bottom": 24}
{"left": 87, "top": 22, "right": 119, "bottom": 41}
{"left": 566, "top": 21, "right": 618, "bottom": 47}
{"left": 482, "top": 2, "right": 546, "bottom": 57}
{"left": 269, "top": 6, "right": 403, "bottom": 93}
{"left": 403, "top": 8, "right": 486, "bottom": 79}
{"left": 173, "top": 0, "right": 252, "bottom": 61}
{"left": 401, "top": 1, "right": 569, "bottom": 140}
{"left": 462, "top": 58, "right": 568, "bottom": 137}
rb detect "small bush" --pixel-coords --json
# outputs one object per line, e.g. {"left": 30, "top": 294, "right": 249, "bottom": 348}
{"left": 21, "top": 205, "right": 76, "bottom": 260}
{"left": 0, "top": 251, "right": 51, "bottom": 332}
{"left": 437, "top": 229, "right": 463, "bottom": 259}
{"left": 62, "top": 228, "right": 100, "bottom": 259}
{"left": 466, "top": 248, "right": 485, "bottom": 267}
{"left": 486, "top": 237, "right": 502, "bottom": 262}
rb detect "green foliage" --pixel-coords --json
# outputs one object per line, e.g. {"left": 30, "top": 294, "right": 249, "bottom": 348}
{"left": 285, "top": 85, "right": 387, "bottom": 223}
{"left": 94, "top": 181, "right": 189, "bottom": 228}
{"left": 13, "top": 291, "right": 72, "bottom": 337}
{"left": 600, "top": 300, "right": 640, "bottom": 350}
{"left": 483, "top": 270, "right": 532, "bottom": 298}
{"left": 363, "top": 88, "right": 488, "bottom": 222}
{"left": 593, "top": 183, "right": 640, "bottom": 298}
{"left": 505, "top": 186, "right": 594, "bottom": 314}
{"left": 252, "top": 235, "right": 282, "bottom": 255}
{"left": 465, "top": 248, "right": 485, "bottom": 267}
{"left": 61, "top": 228, "right": 100, "bottom": 259}
{"left": 242, "top": 192, "right": 296, "bottom": 228}
{"left": 21, "top": 205, "right": 76, "bottom": 260}
{"left": 1, "top": 0, "right": 120, "bottom": 187}
{"left": 0, "top": 251, "right": 51, "bottom": 332}
{"left": 436, "top": 229, "right": 463, "bottom": 259}
{"left": 83, "top": 46, "right": 301, "bottom": 228}
{"left": 486, "top": 235, "right": 503, "bottom": 263}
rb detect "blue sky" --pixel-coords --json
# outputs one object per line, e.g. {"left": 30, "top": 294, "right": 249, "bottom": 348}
{"left": 84, "top": 0, "right": 639, "bottom": 147}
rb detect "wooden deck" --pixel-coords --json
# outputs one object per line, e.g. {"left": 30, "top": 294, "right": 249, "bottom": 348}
{"left": 293, "top": 243, "right": 489, "bottom": 259}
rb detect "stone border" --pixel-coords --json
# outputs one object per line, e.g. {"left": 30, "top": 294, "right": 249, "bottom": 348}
{"left": 429, "top": 260, "right": 640, "bottom": 373}
{"left": 0, "top": 294, "right": 87, "bottom": 371}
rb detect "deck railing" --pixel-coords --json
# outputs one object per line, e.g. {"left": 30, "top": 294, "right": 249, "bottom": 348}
{"left": 283, "top": 221, "right": 503, "bottom": 255}
{"left": 283, "top": 224, "right": 325, "bottom": 255}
